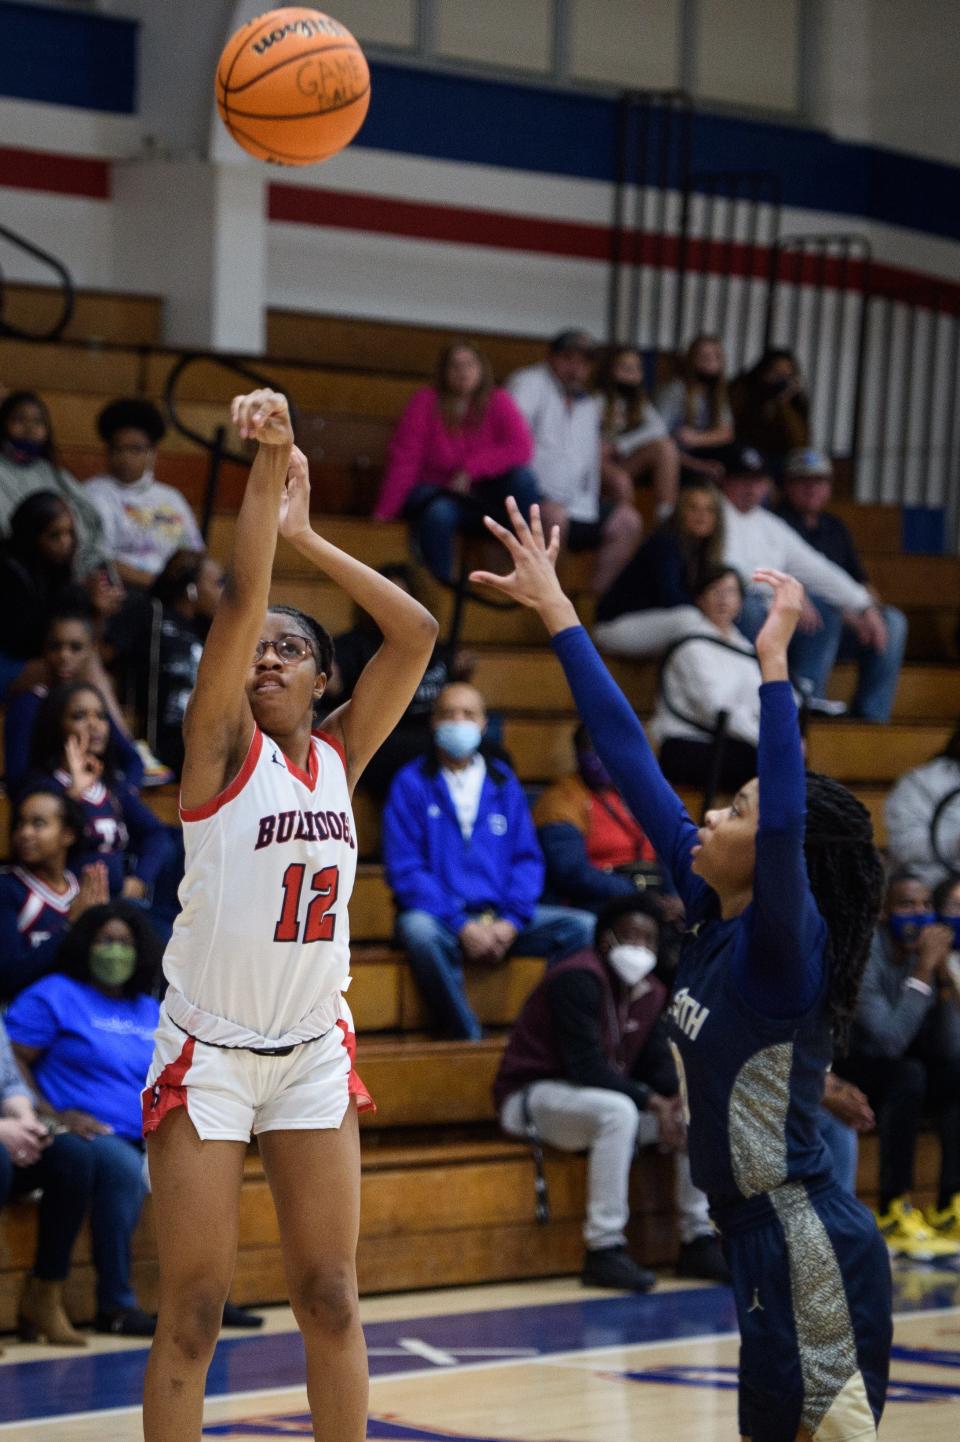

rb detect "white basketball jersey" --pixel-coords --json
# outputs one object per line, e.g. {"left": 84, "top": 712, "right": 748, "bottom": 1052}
{"left": 162, "top": 727, "right": 357, "bottom": 1048}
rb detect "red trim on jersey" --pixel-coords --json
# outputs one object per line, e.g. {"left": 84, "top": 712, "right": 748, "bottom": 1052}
{"left": 336, "top": 1020, "right": 375, "bottom": 1113}
{"left": 315, "top": 729, "right": 347, "bottom": 776}
{"left": 142, "top": 1035, "right": 196, "bottom": 1136}
{"left": 179, "top": 727, "right": 264, "bottom": 822}
{"left": 281, "top": 733, "right": 320, "bottom": 791}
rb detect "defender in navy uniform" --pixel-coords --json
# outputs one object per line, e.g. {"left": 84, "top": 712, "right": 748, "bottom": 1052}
{"left": 473, "top": 499, "right": 891, "bottom": 1442}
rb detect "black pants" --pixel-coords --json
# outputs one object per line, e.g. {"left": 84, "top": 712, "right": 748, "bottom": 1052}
{"left": 838, "top": 1052, "right": 960, "bottom": 1210}
{"left": 659, "top": 736, "right": 758, "bottom": 795}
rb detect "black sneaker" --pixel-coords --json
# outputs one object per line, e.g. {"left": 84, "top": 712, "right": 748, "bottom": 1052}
{"left": 676, "top": 1235, "right": 731, "bottom": 1284}
{"left": 581, "top": 1246, "right": 656, "bottom": 1292}
{"left": 222, "top": 1301, "right": 264, "bottom": 1329}
{"left": 94, "top": 1307, "right": 157, "bottom": 1337}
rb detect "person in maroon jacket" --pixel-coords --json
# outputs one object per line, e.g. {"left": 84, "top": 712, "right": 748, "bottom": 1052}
{"left": 494, "top": 894, "right": 727, "bottom": 1290}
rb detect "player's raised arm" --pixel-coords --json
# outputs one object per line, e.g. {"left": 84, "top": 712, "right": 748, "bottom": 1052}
{"left": 278, "top": 447, "right": 438, "bottom": 791}
{"left": 180, "top": 389, "right": 292, "bottom": 810}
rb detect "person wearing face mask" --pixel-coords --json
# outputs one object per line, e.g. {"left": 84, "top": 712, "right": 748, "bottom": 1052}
{"left": 533, "top": 723, "right": 672, "bottom": 915}
{"left": 4, "top": 903, "right": 162, "bottom": 1340}
{"left": 729, "top": 348, "right": 810, "bottom": 471}
{"left": 655, "top": 335, "right": 735, "bottom": 479}
{"left": 494, "top": 894, "right": 726, "bottom": 1289}
{"left": 837, "top": 870, "right": 960, "bottom": 1257}
{"left": 932, "top": 875, "right": 960, "bottom": 1003}
{"left": 508, "top": 331, "right": 644, "bottom": 596}
{"left": 596, "top": 346, "right": 679, "bottom": 518}
{"left": 384, "top": 682, "right": 594, "bottom": 1040}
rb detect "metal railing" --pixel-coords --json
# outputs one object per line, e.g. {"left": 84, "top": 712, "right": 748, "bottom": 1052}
{"left": 0, "top": 222, "right": 75, "bottom": 341}
{"left": 163, "top": 352, "right": 299, "bottom": 542}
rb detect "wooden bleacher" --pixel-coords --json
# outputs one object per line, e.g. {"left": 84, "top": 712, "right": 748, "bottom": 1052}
{"left": 0, "top": 283, "right": 957, "bottom": 1317}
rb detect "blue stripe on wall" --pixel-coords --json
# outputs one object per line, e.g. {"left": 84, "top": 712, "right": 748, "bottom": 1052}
{"left": 0, "top": 0, "right": 137, "bottom": 115}
{"left": 360, "top": 62, "right": 960, "bottom": 247}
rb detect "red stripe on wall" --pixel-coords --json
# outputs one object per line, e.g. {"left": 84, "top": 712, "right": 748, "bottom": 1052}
{"left": 268, "top": 182, "right": 960, "bottom": 316}
{"left": 0, "top": 145, "right": 110, "bottom": 200}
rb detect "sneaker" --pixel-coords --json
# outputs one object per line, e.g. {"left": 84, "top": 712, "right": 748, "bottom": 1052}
{"left": 134, "top": 740, "right": 175, "bottom": 788}
{"left": 94, "top": 1307, "right": 157, "bottom": 1337}
{"left": 581, "top": 1246, "right": 656, "bottom": 1292}
{"left": 676, "top": 1234, "right": 731, "bottom": 1284}
{"left": 925, "top": 1194, "right": 960, "bottom": 1245}
{"left": 875, "top": 1197, "right": 960, "bottom": 1259}
{"left": 804, "top": 696, "right": 848, "bottom": 718}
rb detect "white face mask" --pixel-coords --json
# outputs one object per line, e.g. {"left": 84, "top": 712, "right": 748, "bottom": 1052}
{"left": 607, "top": 943, "right": 657, "bottom": 988}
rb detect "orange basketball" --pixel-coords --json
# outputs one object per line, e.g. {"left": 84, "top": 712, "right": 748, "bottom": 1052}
{"left": 216, "top": 7, "right": 370, "bottom": 166}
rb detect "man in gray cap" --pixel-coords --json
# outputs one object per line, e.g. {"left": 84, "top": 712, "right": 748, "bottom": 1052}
{"left": 778, "top": 448, "right": 907, "bottom": 722}
{"left": 508, "top": 331, "right": 642, "bottom": 594}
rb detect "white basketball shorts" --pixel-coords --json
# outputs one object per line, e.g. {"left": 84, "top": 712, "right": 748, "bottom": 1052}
{"left": 141, "top": 997, "right": 373, "bottom": 1142}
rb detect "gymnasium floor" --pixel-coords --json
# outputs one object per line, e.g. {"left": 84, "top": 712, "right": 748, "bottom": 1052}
{"left": 1, "top": 1268, "right": 959, "bottom": 1440}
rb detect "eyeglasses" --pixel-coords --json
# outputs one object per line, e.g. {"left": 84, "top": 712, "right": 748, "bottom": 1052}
{"left": 253, "top": 634, "right": 315, "bottom": 665}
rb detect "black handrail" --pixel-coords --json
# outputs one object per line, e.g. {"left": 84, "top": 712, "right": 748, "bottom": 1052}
{"left": 410, "top": 488, "right": 519, "bottom": 652}
{"left": 0, "top": 222, "right": 75, "bottom": 340}
{"left": 164, "top": 352, "right": 299, "bottom": 542}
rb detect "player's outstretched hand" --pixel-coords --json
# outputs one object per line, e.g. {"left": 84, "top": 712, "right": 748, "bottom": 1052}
{"left": 231, "top": 388, "right": 294, "bottom": 447}
{"left": 279, "top": 445, "right": 313, "bottom": 544}
{"left": 470, "top": 498, "right": 565, "bottom": 612}
{"left": 753, "top": 569, "right": 804, "bottom": 671}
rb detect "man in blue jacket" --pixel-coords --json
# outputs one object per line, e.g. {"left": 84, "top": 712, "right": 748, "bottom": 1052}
{"left": 383, "top": 683, "right": 594, "bottom": 1039}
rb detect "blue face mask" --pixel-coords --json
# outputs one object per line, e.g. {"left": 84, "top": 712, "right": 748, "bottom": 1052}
{"left": 888, "top": 911, "right": 937, "bottom": 945}
{"left": 434, "top": 720, "right": 482, "bottom": 761}
{"left": 939, "top": 916, "right": 960, "bottom": 949}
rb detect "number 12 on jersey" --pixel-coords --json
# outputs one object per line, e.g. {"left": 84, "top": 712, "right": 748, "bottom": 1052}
{"left": 274, "top": 863, "right": 339, "bottom": 943}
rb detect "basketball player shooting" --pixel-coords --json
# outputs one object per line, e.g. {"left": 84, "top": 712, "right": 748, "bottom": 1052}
{"left": 140, "top": 390, "right": 438, "bottom": 1442}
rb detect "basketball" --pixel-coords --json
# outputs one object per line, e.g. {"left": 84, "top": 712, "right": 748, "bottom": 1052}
{"left": 216, "top": 7, "right": 370, "bottom": 166}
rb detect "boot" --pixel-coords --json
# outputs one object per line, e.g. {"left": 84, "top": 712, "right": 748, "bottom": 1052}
{"left": 18, "top": 1277, "right": 88, "bottom": 1347}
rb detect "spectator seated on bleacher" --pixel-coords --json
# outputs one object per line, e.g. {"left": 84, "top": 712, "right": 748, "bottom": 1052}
{"left": 373, "top": 341, "right": 537, "bottom": 583}
{"left": 109, "top": 549, "right": 224, "bottom": 779}
{"left": 494, "top": 894, "right": 727, "bottom": 1290}
{"left": 508, "top": 330, "right": 643, "bottom": 596}
{"left": 836, "top": 869, "right": 960, "bottom": 1260}
{"left": 592, "top": 479, "right": 724, "bottom": 658}
{"left": 533, "top": 723, "right": 673, "bottom": 916}
{"left": 25, "top": 682, "right": 171, "bottom": 904}
{"left": 818, "top": 1070, "right": 875, "bottom": 1197}
{"left": 84, "top": 399, "right": 203, "bottom": 591}
{"left": 650, "top": 566, "right": 761, "bottom": 794}
{"left": 729, "top": 347, "right": 810, "bottom": 472}
{"left": 654, "top": 333, "right": 734, "bottom": 479}
{"left": 0, "top": 786, "right": 108, "bottom": 1001}
{"left": 934, "top": 875, "right": 960, "bottom": 972}
{"left": 884, "top": 724, "right": 960, "bottom": 888}
{"left": 0, "top": 1011, "right": 53, "bottom": 1353}
{"left": 596, "top": 346, "right": 679, "bottom": 516}
{"left": 777, "top": 449, "right": 907, "bottom": 723}
{"left": 719, "top": 445, "right": 886, "bottom": 713}
{"left": 0, "top": 493, "right": 122, "bottom": 703}
{"left": 5, "top": 606, "right": 145, "bottom": 793}
{"left": 321, "top": 563, "right": 476, "bottom": 801}
{"left": 0, "top": 391, "right": 105, "bottom": 580}
{"left": 5, "top": 902, "right": 162, "bottom": 1341}
{"left": 383, "top": 682, "right": 594, "bottom": 1041}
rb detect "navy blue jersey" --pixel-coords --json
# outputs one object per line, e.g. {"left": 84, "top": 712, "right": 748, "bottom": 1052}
{"left": 22, "top": 767, "right": 170, "bottom": 896}
{"left": 0, "top": 865, "right": 78, "bottom": 999}
{"left": 550, "top": 628, "right": 833, "bottom": 1206}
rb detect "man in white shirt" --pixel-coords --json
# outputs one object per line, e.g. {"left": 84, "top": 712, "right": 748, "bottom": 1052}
{"left": 382, "top": 683, "right": 594, "bottom": 1039}
{"left": 508, "top": 331, "right": 642, "bottom": 595}
{"left": 85, "top": 399, "right": 204, "bottom": 588}
{"left": 719, "top": 446, "right": 887, "bottom": 710}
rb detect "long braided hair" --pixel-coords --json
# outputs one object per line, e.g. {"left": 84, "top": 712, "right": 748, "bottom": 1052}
{"left": 802, "top": 770, "right": 884, "bottom": 1052}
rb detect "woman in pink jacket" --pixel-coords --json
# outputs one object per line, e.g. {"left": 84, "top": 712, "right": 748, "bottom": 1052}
{"left": 374, "top": 342, "right": 537, "bottom": 581}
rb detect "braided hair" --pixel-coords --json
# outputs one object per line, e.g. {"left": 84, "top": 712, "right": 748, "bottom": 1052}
{"left": 803, "top": 770, "right": 884, "bottom": 1052}
{"left": 266, "top": 605, "right": 335, "bottom": 725}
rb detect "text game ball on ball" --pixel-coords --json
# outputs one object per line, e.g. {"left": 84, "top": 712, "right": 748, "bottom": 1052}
{"left": 216, "top": 6, "right": 370, "bottom": 166}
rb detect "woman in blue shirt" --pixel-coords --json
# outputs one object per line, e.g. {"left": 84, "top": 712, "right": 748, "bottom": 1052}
{"left": 472, "top": 499, "right": 891, "bottom": 1442}
{"left": 6, "top": 901, "right": 161, "bottom": 1341}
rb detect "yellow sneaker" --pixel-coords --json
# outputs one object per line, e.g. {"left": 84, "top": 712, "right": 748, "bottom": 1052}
{"left": 876, "top": 1197, "right": 960, "bottom": 1259}
{"left": 925, "top": 1194, "right": 960, "bottom": 1244}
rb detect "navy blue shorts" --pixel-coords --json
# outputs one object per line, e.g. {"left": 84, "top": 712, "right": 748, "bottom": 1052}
{"left": 718, "top": 1179, "right": 891, "bottom": 1441}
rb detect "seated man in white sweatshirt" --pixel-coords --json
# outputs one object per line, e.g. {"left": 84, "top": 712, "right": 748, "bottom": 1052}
{"left": 719, "top": 445, "right": 890, "bottom": 712}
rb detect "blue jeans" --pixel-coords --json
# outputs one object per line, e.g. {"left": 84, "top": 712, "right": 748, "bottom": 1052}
{"left": 818, "top": 1109, "right": 859, "bottom": 1195}
{"left": 738, "top": 592, "right": 907, "bottom": 722}
{"left": 0, "top": 1131, "right": 146, "bottom": 1313}
{"left": 404, "top": 467, "right": 540, "bottom": 582}
{"left": 396, "top": 903, "right": 595, "bottom": 1039}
